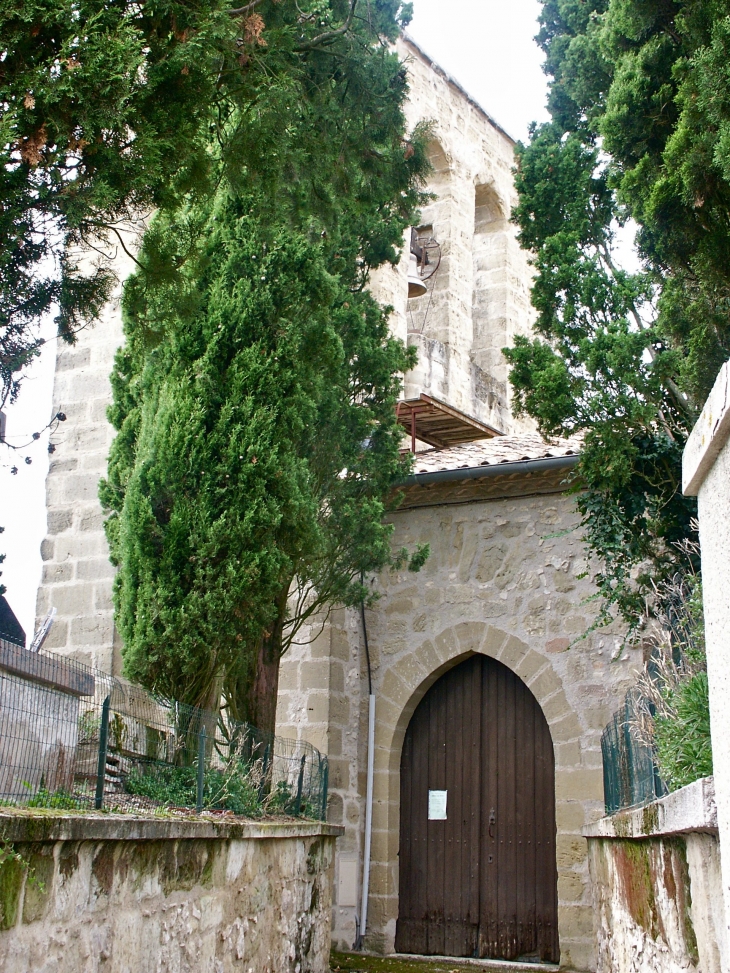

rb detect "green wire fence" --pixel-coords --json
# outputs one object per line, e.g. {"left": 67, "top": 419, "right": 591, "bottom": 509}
{"left": 601, "top": 687, "right": 667, "bottom": 815}
{"left": 0, "top": 639, "right": 328, "bottom": 819}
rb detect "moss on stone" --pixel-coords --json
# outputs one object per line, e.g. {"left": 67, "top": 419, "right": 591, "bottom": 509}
{"left": 307, "top": 837, "right": 324, "bottom": 875}
{"left": 123, "top": 839, "right": 162, "bottom": 892}
{"left": 58, "top": 843, "right": 79, "bottom": 880}
{"left": 200, "top": 841, "right": 217, "bottom": 887}
{"left": 641, "top": 802, "right": 660, "bottom": 835}
{"left": 91, "top": 842, "right": 116, "bottom": 896}
{"left": 667, "top": 838, "right": 699, "bottom": 965}
{"left": 19, "top": 817, "right": 56, "bottom": 843}
{"left": 611, "top": 811, "right": 632, "bottom": 839}
{"left": 0, "top": 855, "right": 26, "bottom": 930}
{"left": 612, "top": 835, "right": 699, "bottom": 958}
{"left": 22, "top": 851, "right": 54, "bottom": 924}
{"left": 613, "top": 840, "right": 660, "bottom": 936}
{"left": 161, "top": 841, "right": 212, "bottom": 894}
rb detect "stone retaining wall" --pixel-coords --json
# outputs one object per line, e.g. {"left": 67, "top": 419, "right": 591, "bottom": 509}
{"left": 0, "top": 813, "right": 342, "bottom": 973}
{"left": 584, "top": 777, "right": 725, "bottom": 973}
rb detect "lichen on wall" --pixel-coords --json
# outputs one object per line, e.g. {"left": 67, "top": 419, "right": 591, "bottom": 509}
{"left": 589, "top": 836, "right": 709, "bottom": 973}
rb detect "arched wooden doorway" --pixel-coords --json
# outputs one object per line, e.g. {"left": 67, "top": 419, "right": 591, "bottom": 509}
{"left": 395, "top": 654, "right": 559, "bottom": 963}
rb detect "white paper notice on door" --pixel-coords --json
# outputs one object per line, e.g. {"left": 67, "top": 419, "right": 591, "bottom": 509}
{"left": 428, "top": 789, "right": 447, "bottom": 820}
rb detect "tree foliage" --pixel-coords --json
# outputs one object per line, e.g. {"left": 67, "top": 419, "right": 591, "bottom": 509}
{"left": 505, "top": 0, "right": 730, "bottom": 627}
{"left": 0, "top": 0, "right": 413, "bottom": 408}
{"left": 100, "top": 5, "right": 428, "bottom": 732}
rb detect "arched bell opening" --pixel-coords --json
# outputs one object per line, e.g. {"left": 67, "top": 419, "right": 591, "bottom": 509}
{"left": 472, "top": 182, "right": 510, "bottom": 380}
{"left": 407, "top": 140, "right": 452, "bottom": 343}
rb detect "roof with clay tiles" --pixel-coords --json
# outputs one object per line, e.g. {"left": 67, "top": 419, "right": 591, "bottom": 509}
{"left": 410, "top": 433, "right": 583, "bottom": 476}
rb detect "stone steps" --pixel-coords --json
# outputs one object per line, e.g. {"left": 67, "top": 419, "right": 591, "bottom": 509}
{"left": 393, "top": 955, "right": 559, "bottom": 973}
{"left": 330, "top": 951, "right": 563, "bottom": 973}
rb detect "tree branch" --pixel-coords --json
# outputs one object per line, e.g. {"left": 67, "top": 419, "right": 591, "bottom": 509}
{"left": 227, "top": 0, "right": 265, "bottom": 16}
{"left": 598, "top": 241, "right": 693, "bottom": 418}
{"left": 83, "top": 222, "right": 144, "bottom": 270}
{"left": 296, "top": 0, "right": 358, "bottom": 51}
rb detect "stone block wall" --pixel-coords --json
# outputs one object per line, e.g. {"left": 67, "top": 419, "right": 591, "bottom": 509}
{"left": 0, "top": 814, "right": 341, "bottom": 973}
{"left": 277, "top": 473, "right": 642, "bottom": 970}
{"left": 34, "top": 243, "right": 137, "bottom": 674}
{"left": 396, "top": 36, "right": 536, "bottom": 437}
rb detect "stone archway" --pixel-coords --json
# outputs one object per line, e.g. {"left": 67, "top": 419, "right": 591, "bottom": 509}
{"left": 364, "top": 621, "right": 592, "bottom": 964}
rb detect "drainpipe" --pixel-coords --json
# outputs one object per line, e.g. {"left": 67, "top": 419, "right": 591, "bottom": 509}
{"left": 355, "top": 597, "right": 375, "bottom": 951}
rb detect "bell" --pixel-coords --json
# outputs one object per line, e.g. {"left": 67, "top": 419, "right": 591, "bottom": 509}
{"left": 407, "top": 252, "right": 427, "bottom": 299}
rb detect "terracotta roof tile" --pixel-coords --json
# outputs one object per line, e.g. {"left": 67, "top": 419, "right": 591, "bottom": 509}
{"left": 411, "top": 433, "right": 583, "bottom": 476}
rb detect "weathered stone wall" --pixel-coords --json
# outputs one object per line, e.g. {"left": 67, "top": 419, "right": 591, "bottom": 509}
{"left": 584, "top": 777, "right": 725, "bottom": 973}
{"left": 277, "top": 471, "right": 642, "bottom": 971}
{"left": 34, "top": 240, "right": 137, "bottom": 674}
{"left": 0, "top": 814, "right": 341, "bottom": 973}
{"left": 683, "top": 359, "right": 730, "bottom": 951}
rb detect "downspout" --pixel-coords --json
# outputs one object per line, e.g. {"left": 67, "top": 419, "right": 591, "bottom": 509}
{"left": 355, "top": 597, "right": 375, "bottom": 951}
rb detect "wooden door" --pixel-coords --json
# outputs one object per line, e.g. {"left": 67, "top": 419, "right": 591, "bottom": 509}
{"left": 395, "top": 654, "right": 559, "bottom": 963}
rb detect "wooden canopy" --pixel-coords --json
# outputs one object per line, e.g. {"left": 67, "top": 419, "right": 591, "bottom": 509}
{"left": 396, "top": 394, "right": 502, "bottom": 450}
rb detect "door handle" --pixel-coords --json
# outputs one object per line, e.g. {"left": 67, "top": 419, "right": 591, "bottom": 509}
{"left": 488, "top": 808, "right": 496, "bottom": 840}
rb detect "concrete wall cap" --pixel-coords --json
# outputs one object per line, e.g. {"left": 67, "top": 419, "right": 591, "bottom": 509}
{"left": 683, "top": 360, "right": 730, "bottom": 495}
{"left": 583, "top": 775, "right": 717, "bottom": 839}
{"left": 0, "top": 640, "right": 95, "bottom": 696}
{"left": 0, "top": 809, "right": 344, "bottom": 843}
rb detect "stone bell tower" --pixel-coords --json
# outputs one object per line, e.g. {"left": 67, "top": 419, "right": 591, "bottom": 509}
{"left": 371, "top": 37, "right": 536, "bottom": 452}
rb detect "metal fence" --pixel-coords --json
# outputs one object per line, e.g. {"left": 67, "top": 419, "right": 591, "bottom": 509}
{"left": 0, "top": 642, "right": 328, "bottom": 819}
{"left": 601, "top": 687, "right": 667, "bottom": 815}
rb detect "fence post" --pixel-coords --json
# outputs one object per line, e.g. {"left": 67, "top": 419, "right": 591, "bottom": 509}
{"left": 196, "top": 726, "right": 206, "bottom": 813}
{"left": 320, "top": 757, "right": 329, "bottom": 822}
{"left": 95, "top": 695, "right": 111, "bottom": 811}
{"left": 294, "top": 753, "right": 307, "bottom": 816}
{"left": 258, "top": 743, "right": 270, "bottom": 803}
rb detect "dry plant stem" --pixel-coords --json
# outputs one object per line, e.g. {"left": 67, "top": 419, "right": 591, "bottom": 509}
{"left": 630, "top": 529, "right": 703, "bottom": 749}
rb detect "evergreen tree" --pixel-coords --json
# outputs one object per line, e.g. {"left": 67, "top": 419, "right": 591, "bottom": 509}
{"left": 505, "top": 0, "right": 730, "bottom": 628}
{"left": 100, "top": 9, "right": 428, "bottom": 732}
{"left": 0, "top": 0, "right": 413, "bottom": 408}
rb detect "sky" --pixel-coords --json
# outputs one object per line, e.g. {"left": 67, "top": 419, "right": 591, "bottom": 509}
{"left": 0, "top": 0, "right": 551, "bottom": 641}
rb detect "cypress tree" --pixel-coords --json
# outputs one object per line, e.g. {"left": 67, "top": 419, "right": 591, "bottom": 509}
{"left": 504, "top": 0, "right": 730, "bottom": 627}
{"left": 100, "top": 7, "right": 429, "bottom": 731}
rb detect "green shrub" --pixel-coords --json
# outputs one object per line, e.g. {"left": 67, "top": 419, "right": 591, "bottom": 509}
{"left": 654, "top": 672, "right": 713, "bottom": 790}
{"left": 123, "top": 761, "right": 266, "bottom": 816}
{"left": 124, "top": 765, "right": 197, "bottom": 807}
{"left": 25, "top": 787, "right": 83, "bottom": 810}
